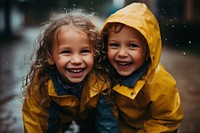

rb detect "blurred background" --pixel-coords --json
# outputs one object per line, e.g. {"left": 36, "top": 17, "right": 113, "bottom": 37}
{"left": 0, "top": 0, "right": 200, "bottom": 132}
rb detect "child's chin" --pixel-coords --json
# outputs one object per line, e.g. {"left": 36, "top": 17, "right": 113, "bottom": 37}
{"left": 117, "top": 71, "right": 132, "bottom": 77}
{"left": 68, "top": 78, "right": 85, "bottom": 84}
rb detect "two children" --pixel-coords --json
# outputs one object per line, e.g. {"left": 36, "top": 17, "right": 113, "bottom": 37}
{"left": 100, "top": 2, "right": 184, "bottom": 133}
{"left": 21, "top": 11, "right": 118, "bottom": 132}
{"left": 22, "top": 2, "right": 183, "bottom": 133}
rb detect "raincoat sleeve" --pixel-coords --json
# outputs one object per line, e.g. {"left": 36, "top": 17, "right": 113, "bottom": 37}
{"left": 95, "top": 91, "right": 119, "bottom": 133}
{"left": 22, "top": 95, "right": 50, "bottom": 133}
{"left": 141, "top": 77, "right": 183, "bottom": 132}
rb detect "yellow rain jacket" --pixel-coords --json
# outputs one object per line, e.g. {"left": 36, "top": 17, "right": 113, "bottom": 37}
{"left": 102, "top": 3, "right": 184, "bottom": 133}
{"left": 22, "top": 71, "right": 108, "bottom": 133}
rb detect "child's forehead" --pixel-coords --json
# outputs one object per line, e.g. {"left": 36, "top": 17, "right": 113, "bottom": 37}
{"left": 57, "top": 25, "right": 85, "bottom": 34}
{"left": 108, "top": 23, "right": 144, "bottom": 37}
{"left": 52, "top": 25, "right": 94, "bottom": 48}
{"left": 54, "top": 25, "right": 88, "bottom": 40}
{"left": 108, "top": 23, "right": 137, "bottom": 32}
{"left": 107, "top": 23, "right": 148, "bottom": 46}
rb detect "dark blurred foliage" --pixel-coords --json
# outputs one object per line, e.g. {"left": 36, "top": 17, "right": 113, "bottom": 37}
{"left": 157, "top": 0, "right": 200, "bottom": 55}
{"left": 16, "top": 0, "right": 112, "bottom": 26}
{"left": 125, "top": 0, "right": 200, "bottom": 55}
{"left": 0, "top": 0, "right": 112, "bottom": 41}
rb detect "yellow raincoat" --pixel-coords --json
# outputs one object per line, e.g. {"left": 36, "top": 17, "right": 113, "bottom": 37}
{"left": 22, "top": 71, "right": 108, "bottom": 133}
{"left": 102, "top": 3, "right": 184, "bottom": 133}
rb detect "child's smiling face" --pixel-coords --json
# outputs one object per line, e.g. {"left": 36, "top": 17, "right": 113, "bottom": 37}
{"left": 49, "top": 25, "right": 94, "bottom": 84}
{"left": 107, "top": 24, "right": 148, "bottom": 77}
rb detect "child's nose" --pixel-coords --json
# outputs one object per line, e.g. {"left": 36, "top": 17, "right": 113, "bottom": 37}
{"left": 70, "top": 55, "right": 83, "bottom": 64}
{"left": 118, "top": 48, "right": 128, "bottom": 57}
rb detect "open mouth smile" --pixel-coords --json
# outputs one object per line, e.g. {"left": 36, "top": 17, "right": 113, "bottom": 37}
{"left": 117, "top": 61, "right": 132, "bottom": 66}
{"left": 67, "top": 68, "right": 85, "bottom": 73}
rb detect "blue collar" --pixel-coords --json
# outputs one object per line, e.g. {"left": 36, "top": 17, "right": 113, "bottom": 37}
{"left": 49, "top": 67, "right": 86, "bottom": 99}
{"left": 120, "top": 60, "right": 150, "bottom": 88}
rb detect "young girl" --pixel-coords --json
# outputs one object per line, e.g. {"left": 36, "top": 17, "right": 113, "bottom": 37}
{"left": 22, "top": 10, "right": 118, "bottom": 133}
{"left": 100, "top": 3, "right": 184, "bottom": 133}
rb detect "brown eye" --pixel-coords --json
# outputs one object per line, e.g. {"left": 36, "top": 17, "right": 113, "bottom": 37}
{"left": 109, "top": 43, "right": 119, "bottom": 47}
{"left": 81, "top": 49, "right": 91, "bottom": 55}
{"left": 60, "top": 50, "right": 71, "bottom": 54}
{"left": 129, "top": 44, "right": 138, "bottom": 48}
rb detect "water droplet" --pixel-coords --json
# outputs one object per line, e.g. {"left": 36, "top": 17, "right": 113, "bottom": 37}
{"left": 176, "top": 44, "right": 179, "bottom": 47}
{"left": 165, "top": 38, "right": 168, "bottom": 41}
{"left": 172, "top": 25, "right": 174, "bottom": 28}
{"left": 183, "top": 52, "right": 186, "bottom": 55}
{"left": 188, "top": 41, "right": 192, "bottom": 44}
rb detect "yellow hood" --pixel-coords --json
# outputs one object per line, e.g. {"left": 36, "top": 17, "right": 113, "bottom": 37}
{"left": 102, "top": 3, "right": 162, "bottom": 72}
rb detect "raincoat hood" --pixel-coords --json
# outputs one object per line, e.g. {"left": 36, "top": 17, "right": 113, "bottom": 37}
{"left": 102, "top": 3, "right": 162, "bottom": 73}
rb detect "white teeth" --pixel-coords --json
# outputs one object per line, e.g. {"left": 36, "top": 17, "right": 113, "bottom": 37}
{"left": 118, "top": 62, "right": 129, "bottom": 66}
{"left": 69, "top": 69, "right": 83, "bottom": 73}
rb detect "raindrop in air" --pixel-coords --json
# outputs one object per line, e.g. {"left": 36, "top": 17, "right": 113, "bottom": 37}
{"left": 72, "top": 3, "right": 76, "bottom": 9}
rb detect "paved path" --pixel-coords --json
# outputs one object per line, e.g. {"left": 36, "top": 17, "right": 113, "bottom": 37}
{"left": 0, "top": 27, "right": 200, "bottom": 133}
{"left": 0, "top": 27, "right": 40, "bottom": 132}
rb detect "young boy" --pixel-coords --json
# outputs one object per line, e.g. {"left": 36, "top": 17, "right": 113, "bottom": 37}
{"left": 100, "top": 3, "right": 184, "bottom": 133}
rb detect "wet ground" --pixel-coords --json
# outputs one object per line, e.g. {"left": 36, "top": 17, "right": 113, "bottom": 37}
{"left": 0, "top": 27, "right": 39, "bottom": 132}
{"left": 0, "top": 27, "right": 200, "bottom": 133}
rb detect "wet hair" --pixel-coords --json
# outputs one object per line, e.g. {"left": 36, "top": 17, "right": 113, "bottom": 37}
{"left": 100, "top": 22, "right": 149, "bottom": 85}
{"left": 21, "top": 10, "right": 108, "bottom": 103}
